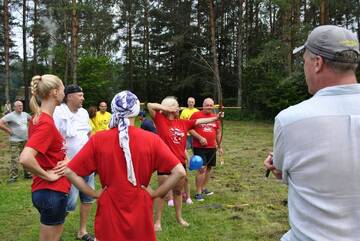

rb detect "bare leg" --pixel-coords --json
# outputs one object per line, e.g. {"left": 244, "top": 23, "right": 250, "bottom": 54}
{"left": 195, "top": 167, "right": 206, "bottom": 194}
{"left": 184, "top": 174, "right": 192, "bottom": 204}
{"left": 39, "top": 223, "right": 63, "bottom": 241}
{"left": 154, "top": 175, "right": 168, "bottom": 232}
{"left": 202, "top": 166, "right": 212, "bottom": 191}
{"left": 184, "top": 149, "right": 194, "bottom": 201}
{"left": 78, "top": 203, "right": 92, "bottom": 238}
{"left": 174, "top": 177, "right": 189, "bottom": 227}
{"left": 167, "top": 189, "right": 174, "bottom": 206}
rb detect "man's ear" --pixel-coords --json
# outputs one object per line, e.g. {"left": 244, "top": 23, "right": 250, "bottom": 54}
{"left": 314, "top": 55, "right": 324, "bottom": 73}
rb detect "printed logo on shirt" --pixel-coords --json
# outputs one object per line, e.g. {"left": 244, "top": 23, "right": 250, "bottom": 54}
{"left": 200, "top": 123, "right": 217, "bottom": 132}
{"left": 170, "top": 127, "right": 185, "bottom": 144}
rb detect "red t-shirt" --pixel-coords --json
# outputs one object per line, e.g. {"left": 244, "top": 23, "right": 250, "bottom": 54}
{"left": 190, "top": 111, "right": 220, "bottom": 148}
{"left": 26, "top": 112, "right": 70, "bottom": 193}
{"left": 68, "top": 127, "right": 180, "bottom": 241}
{"left": 154, "top": 111, "right": 196, "bottom": 163}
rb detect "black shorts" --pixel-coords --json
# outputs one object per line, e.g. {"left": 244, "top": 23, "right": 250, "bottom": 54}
{"left": 193, "top": 147, "right": 217, "bottom": 167}
{"left": 157, "top": 163, "right": 186, "bottom": 176}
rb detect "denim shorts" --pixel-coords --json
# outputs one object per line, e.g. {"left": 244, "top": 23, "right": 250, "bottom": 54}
{"left": 66, "top": 173, "right": 95, "bottom": 212}
{"left": 32, "top": 189, "right": 68, "bottom": 225}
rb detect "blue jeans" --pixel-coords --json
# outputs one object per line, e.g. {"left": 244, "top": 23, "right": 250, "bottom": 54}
{"left": 32, "top": 189, "right": 68, "bottom": 225}
{"left": 66, "top": 173, "right": 95, "bottom": 212}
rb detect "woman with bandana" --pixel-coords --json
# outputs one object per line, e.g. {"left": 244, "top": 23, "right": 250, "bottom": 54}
{"left": 64, "top": 91, "right": 186, "bottom": 241}
{"left": 147, "top": 96, "right": 223, "bottom": 231}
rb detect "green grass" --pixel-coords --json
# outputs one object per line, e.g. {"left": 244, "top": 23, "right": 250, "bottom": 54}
{"left": 0, "top": 120, "right": 289, "bottom": 241}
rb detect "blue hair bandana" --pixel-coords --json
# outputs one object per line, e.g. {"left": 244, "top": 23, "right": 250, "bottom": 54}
{"left": 109, "top": 91, "right": 140, "bottom": 186}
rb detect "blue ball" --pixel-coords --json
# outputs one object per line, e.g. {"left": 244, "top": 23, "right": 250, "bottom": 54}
{"left": 189, "top": 155, "right": 203, "bottom": 171}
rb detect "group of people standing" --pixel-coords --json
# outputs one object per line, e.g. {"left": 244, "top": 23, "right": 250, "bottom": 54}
{"left": 3, "top": 24, "right": 358, "bottom": 241}
{"left": 1, "top": 71, "right": 223, "bottom": 240}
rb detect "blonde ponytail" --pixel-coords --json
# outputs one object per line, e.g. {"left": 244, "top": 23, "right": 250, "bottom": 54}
{"left": 30, "top": 76, "right": 42, "bottom": 121}
{"left": 29, "top": 74, "right": 63, "bottom": 123}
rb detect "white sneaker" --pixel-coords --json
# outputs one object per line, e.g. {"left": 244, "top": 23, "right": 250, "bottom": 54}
{"left": 168, "top": 199, "right": 174, "bottom": 207}
{"left": 185, "top": 198, "right": 193, "bottom": 205}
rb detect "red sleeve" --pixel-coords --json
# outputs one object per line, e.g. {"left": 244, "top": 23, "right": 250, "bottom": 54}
{"left": 26, "top": 121, "right": 54, "bottom": 154}
{"left": 184, "top": 119, "right": 196, "bottom": 131}
{"left": 153, "top": 136, "right": 180, "bottom": 173}
{"left": 190, "top": 111, "right": 200, "bottom": 120}
{"left": 67, "top": 137, "right": 97, "bottom": 176}
{"left": 154, "top": 111, "right": 164, "bottom": 125}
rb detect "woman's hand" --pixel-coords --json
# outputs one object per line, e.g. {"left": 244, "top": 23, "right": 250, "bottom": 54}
{"left": 52, "top": 156, "right": 71, "bottom": 176}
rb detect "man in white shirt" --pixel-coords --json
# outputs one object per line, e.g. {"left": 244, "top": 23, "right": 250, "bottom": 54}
{"left": 53, "top": 84, "right": 94, "bottom": 241}
{"left": 264, "top": 25, "right": 360, "bottom": 241}
{"left": 0, "top": 100, "right": 31, "bottom": 182}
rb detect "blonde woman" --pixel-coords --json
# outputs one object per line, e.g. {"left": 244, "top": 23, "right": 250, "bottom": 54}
{"left": 20, "top": 75, "right": 70, "bottom": 241}
{"left": 148, "top": 96, "right": 222, "bottom": 231}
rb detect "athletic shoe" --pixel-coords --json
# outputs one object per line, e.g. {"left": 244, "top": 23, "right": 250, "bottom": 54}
{"left": 167, "top": 199, "right": 174, "bottom": 207}
{"left": 185, "top": 198, "right": 193, "bottom": 205}
{"left": 194, "top": 194, "right": 204, "bottom": 201}
{"left": 202, "top": 189, "right": 214, "bottom": 196}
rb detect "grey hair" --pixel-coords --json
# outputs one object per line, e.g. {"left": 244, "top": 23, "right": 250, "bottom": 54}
{"left": 308, "top": 50, "right": 358, "bottom": 73}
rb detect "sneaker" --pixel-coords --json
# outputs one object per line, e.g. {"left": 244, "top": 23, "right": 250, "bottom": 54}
{"left": 202, "top": 189, "right": 214, "bottom": 196}
{"left": 167, "top": 199, "right": 174, "bottom": 207}
{"left": 194, "top": 194, "right": 204, "bottom": 201}
{"left": 185, "top": 198, "right": 193, "bottom": 205}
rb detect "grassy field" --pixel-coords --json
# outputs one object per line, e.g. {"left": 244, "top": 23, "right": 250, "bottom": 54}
{"left": 0, "top": 120, "right": 289, "bottom": 241}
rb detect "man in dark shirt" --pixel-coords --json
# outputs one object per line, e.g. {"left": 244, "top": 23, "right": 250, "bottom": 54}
{"left": 139, "top": 110, "right": 157, "bottom": 133}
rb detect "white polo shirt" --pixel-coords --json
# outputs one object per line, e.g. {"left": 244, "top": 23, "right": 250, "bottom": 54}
{"left": 53, "top": 103, "right": 91, "bottom": 159}
{"left": 273, "top": 84, "right": 360, "bottom": 241}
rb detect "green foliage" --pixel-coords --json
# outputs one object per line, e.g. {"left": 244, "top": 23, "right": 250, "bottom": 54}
{"left": 77, "top": 56, "right": 119, "bottom": 107}
{"left": 243, "top": 40, "right": 308, "bottom": 119}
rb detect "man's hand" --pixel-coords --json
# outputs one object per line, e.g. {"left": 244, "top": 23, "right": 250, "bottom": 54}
{"left": 263, "top": 152, "right": 282, "bottom": 179}
{"left": 217, "top": 146, "right": 224, "bottom": 155}
{"left": 199, "top": 136, "right": 207, "bottom": 146}
{"left": 217, "top": 111, "right": 224, "bottom": 119}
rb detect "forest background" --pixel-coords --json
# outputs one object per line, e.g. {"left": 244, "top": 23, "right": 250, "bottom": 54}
{"left": 1, "top": 0, "right": 360, "bottom": 120}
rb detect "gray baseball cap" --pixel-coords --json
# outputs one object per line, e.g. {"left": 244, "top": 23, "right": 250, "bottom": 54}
{"left": 293, "top": 25, "right": 359, "bottom": 63}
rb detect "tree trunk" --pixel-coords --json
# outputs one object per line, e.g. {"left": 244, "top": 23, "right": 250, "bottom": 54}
{"left": 63, "top": 0, "right": 69, "bottom": 84}
{"left": 71, "top": 0, "right": 78, "bottom": 84}
{"left": 237, "top": 0, "right": 244, "bottom": 107}
{"left": 320, "top": 0, "right": 329, "bottom": 25}
{"left": 23, "top": 0, "right": 29, "bottom": 111}
{"left": 219, "top": 0, "right": 225, "bottom": 68}
{"left": 32, "top": 0, "right": 39, "bottom": 75}
{"left": 127, "top": 4, "right": 134, "bottom": 91}
{"left": 143, "top": 0, "right": 150, "bottom": 100}
{"left": 288, "top": 0, "right": 300, "bottom": 74}
{"left": 357, "top": 0, "right": 360, "bottom": 41}
{"left": 3, "top": 0, "right": 10, "bottom": 103}
{"left": 208, "top": 0, "right": 222, "bottom": 105}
